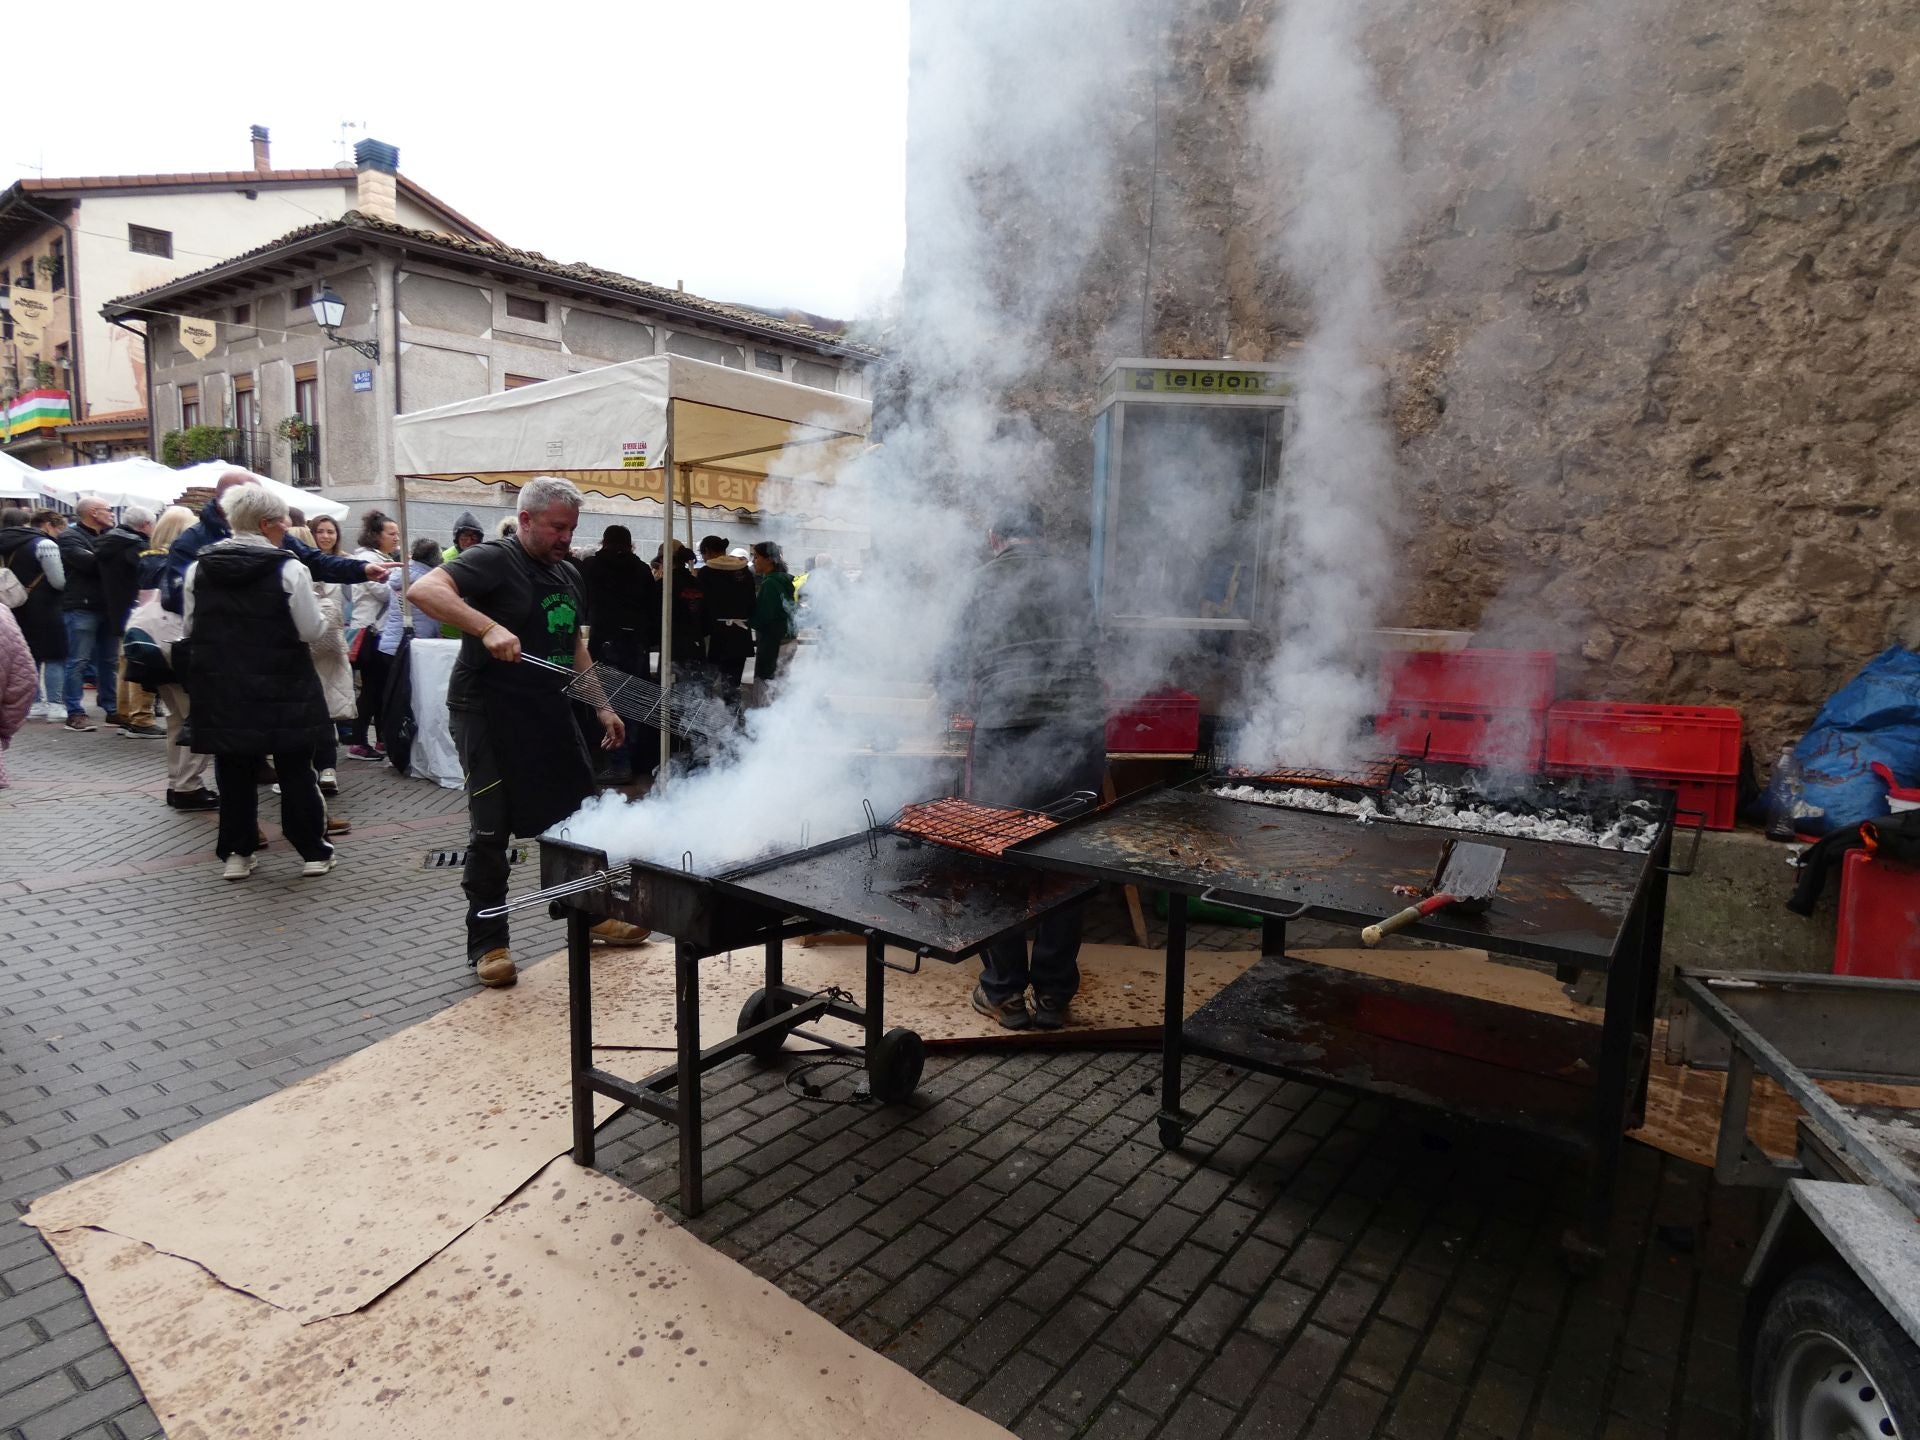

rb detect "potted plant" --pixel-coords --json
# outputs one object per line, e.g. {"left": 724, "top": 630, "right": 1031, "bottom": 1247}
{"left": 275, "top": 415, "right": 316, "bottom": 449}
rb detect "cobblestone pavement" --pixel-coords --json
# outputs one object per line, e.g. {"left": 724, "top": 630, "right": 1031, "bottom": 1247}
{"left": 0, "top": 713, "right": 1761, "bottom": 1440}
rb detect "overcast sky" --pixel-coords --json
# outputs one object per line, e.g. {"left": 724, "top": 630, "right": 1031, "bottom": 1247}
{"left": 6, "top": 1, "right": 908, "bottom": 322}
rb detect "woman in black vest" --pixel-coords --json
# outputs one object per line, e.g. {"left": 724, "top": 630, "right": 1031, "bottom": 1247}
{"left": 180, "top": 484, "right": 337, "bottom": 881}
{"left": 695, "top": 534, "right": 755, "bottom": 710}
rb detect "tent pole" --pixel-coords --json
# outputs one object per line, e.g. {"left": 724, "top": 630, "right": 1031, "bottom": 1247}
{"left": 395, "top": 475, "right": 411, "bottom": 617}
{"left": 658, "top": 414, "right": 675, "bottom": 785}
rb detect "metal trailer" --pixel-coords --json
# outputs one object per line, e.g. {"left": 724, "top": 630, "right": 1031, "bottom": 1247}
{"left": 1667, "top": 970, "right": 1920, "bottom": 1440}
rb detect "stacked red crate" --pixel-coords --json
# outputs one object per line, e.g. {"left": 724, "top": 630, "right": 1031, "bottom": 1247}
{"left": 1374, "top": 650, "right": 1556, "bottom": 766}
{"left": 1835, "top": 850, "right": 1920, "bottom": 979}
{"left": 1106, "top": 689, "right": 1200, "bottom": 755}
{"left": 1544, "top": 702, "right": 1742, "bottom": 829}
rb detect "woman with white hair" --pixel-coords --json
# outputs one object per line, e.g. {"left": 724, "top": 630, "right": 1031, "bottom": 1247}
{"left": 180, "top": 484, "right": 338, "bottom": 881}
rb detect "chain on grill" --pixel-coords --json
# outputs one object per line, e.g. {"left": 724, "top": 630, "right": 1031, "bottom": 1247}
{"left": 889, "top": 797, "right": 1061, "bottom": 857}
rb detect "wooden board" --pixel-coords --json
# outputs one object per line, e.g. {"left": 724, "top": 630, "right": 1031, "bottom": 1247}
{"left": 1292, "top": 948, "right": 1920, "bottom": 1170}
{"left": 589, "top": 942, "right": 1264, "bottom": 1052}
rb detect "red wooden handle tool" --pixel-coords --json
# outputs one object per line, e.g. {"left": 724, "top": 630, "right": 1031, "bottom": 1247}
{"left": 1361, "top": 892, "right": 1457, "bottom": 947}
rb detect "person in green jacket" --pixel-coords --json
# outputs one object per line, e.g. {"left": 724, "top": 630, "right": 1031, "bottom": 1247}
{"left": 437, "top": 513, "right": 487, "bottom": 639}
{"left": 750, "top": 541, "right": 796, "bottom": 682}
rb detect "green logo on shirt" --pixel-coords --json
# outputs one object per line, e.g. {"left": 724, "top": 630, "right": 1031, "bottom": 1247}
{"left": 543, "top": 593, "right": 578, "bottom": 636}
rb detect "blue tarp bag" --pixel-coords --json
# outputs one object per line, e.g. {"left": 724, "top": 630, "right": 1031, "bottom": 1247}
{"left": 1788, "top": 645, "right": 1920, "bottom": 835}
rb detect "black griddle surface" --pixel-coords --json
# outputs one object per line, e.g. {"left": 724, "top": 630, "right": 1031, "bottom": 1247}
{"left": 719, "top": 835, "right": 1096, "bottom": 961}
{"left": 1006, "top": 786, "right": 1652, "bottom": 967}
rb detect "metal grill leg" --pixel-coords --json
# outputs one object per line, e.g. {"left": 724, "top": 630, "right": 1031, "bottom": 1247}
{"left": 766, "top": 935, "right": 783, "bottom": 993}
{"left": 1261, "top": 917, "right": 1288, "bottom": 959}
{"left": 675, "top": 939, "right": 705, "bottom": 1217}
{"left": 1579, "top": 903, "right": 1653, "bottom": 1258}
{"left": 1158, "top": 893, "right": 1189, "bottom": 1149}
{"left": 568, "top": 910, "right": 596, "bottom": 1167}
{"left": 865, "top": 935, "right": 885, "bottom": 1052}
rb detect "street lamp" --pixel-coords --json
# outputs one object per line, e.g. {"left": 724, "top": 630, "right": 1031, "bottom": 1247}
{"left": 310, "top": 284, "right": 379, "bottom": 361}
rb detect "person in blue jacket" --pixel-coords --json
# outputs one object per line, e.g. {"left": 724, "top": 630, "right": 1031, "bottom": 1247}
{"left": 162, "top": 470, "right": 388, "bottom": 614}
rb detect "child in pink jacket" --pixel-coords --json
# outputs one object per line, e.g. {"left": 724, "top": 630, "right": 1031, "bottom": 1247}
{"left": 0, "top": 603, "right": 36, "bottom": 787}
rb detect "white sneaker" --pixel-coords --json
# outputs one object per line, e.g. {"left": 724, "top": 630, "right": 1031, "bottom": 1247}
{"left": 223, "top": 854, "right": 257, "bottom": 881}
{"left": 301, "top": 856, "right": 336, "bottom": 877}
{"left": 318, "top": 767, "right": 339, "bottom": 794}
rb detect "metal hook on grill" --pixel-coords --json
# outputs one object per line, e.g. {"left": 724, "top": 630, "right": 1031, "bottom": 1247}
{"left": 681, "top": 850, "right": 694, "bottom": 873}
{"left": 863, "top": 799, "right": 880, "bottom": 858}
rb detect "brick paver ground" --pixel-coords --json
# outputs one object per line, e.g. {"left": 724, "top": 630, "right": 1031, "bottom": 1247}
{"left": 1, "top": 714, "right": 1762, "bottom": 1440}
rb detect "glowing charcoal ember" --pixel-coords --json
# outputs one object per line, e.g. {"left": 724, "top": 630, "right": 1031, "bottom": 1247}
{"left": 889, "top": 797, "right": 1061, "bottom": 858}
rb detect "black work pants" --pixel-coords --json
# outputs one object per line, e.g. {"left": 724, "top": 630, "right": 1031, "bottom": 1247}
{"left": 451, "top": 705, "right": 511, "bottom": 963}
{"left": 213, "top": 747, "right": 331, "bottom": 862}
{"left": 970, "top": 724, "right": 1106, "bottom": 1005}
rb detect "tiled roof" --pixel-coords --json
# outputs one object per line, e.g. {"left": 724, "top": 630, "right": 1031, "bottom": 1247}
{"left": 104, "top": 212, "right": 884, "bottom": 360}
{"left": 8, "top": 171, "right": 499, "bottom": 246}
{"left": 58, "top": 408, "right": 149, "bottom": 433}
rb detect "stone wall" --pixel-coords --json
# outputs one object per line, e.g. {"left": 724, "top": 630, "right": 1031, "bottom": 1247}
{"left": 951, "top": 0, "right": 1920, "bottom": 758}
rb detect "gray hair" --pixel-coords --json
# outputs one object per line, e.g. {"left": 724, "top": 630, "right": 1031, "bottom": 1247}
{"left": 123, "top": 505, "right": 156, "bottom": 530}
{"left": 519, "top": 475, "right": 583, "bottom": 518}
{"left": 220, "top": 483, "right": 289, "bottom": 535}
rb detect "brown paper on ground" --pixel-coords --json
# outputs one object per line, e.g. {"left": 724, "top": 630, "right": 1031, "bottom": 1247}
{"left": 26, "top": 941, "right": 682, "bottom": 1322}
{"left": 45, "top": 1158, "right": 1011, "bottom": 1440}
{"left": 586, "top": 941, "right": 1263, "bottom": 1051}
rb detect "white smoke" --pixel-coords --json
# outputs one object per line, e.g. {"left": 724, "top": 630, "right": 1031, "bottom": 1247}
{"left": 1234, "top": 0, "right": 1411, "bottom": 771}
{"left": 558, "top": 0, "right": 1157, "bottom": 870}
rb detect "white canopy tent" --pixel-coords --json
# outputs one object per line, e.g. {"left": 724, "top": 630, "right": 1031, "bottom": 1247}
{"left": 27, "top": 457, "right": 184, "bottom": 511}
{"left": 171, "top": 462, "right": 350, "bottom": 523}
{"left": 1, "top": 449, "right": 45, "bottom": 498}
{"left": 393, "top": 354, "right": 873, "bottom": 778}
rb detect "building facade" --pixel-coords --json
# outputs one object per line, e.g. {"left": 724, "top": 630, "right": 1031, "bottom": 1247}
{"left": 0, "top": 128, "right": 494, "bottom": 468}
{"left": 106, "top": 165, "right": 880, "bottom": 549}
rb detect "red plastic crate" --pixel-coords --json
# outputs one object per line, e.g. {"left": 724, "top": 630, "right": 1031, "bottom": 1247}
{"left": 1377, "top": 705, "right": 1546, "bottom": 767}
{"left": 1545, "top": 763, "right": 1738, "bottom": 830}
{"left": 1546, "top": 702, "right": 1741, "bottom": 777}
{"left": 1382, "top": 649, "right": 1556, "bottom": 713}
{"left": 1106, "top": 689, "right": 1199, "bottom": 755}
{"left": 1835, "top": 849, "right": 1920, "bottom": 979}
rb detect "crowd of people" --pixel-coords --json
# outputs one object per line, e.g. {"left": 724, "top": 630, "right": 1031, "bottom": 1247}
{"left": 2, "top": 476, "right": 812, "bottom": 854}
{"left": 6, "top": 474, "right": 1089, "bottom": 1030}
{"left": 3, "top": 475, "right": 844, "bottom": 990}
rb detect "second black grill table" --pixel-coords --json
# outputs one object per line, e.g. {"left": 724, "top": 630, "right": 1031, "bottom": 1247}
{"left": 1003, "top": 777, "right": 1692, "bottom": 1260}
{"left": 513, "top": 829, "right": 1095, "bottom": 1215}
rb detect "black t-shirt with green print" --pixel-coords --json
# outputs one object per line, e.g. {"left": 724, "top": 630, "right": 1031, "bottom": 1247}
{"left": 441, "top": 537, "right": 589, "bottom": 712}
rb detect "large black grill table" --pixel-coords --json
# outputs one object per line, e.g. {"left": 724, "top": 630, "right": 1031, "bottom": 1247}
{"left": 510, "top": 833, "right": 1095, "bottom": 1217}
{"left": 1003, "top": 777, "right": 1692, "bottom": 1261}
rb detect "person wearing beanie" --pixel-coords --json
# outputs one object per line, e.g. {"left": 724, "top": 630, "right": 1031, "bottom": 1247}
{"left": 439, "top": 513, "right": 488, "bottom": 637}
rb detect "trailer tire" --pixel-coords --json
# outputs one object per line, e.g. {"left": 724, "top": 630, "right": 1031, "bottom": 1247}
{"left": 1750, "top": 1262, "right": 1920, "bottom": 1440}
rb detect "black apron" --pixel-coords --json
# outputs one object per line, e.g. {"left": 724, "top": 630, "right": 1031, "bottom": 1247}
{"left": 482, "top": 658, "right": 596, "bottom": 838}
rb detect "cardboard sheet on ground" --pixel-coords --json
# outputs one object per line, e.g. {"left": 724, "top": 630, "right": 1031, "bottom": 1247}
{"left": 44, "top": 1158, "right": 1009, "bottom": 1440}
{"left": 26, "top": 944, "right": 682, "bottom": 1322}
{"left": 585, "top": 941, "right": 1264, "bottom": 1052}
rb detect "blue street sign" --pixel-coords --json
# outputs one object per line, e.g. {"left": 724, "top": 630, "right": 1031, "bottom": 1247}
{"left": 352, "top": 369, "right": 373, "bottom": 393}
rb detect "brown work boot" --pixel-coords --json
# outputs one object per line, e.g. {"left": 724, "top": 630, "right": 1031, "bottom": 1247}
{"left": 475, "top": 949, "right": 518, "bottom": 988}
{"left": 590, "top": 919, "right": 651, "bottom": 945}
{"left": 325, "top": 815, "right": 351, "bottom": 836}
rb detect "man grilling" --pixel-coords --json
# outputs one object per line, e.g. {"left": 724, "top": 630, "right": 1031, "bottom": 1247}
{"left": 947, "top": 501, "right": 1105, "bottom": 1030}
{"left": 407, "top": 476, "right": 646, "bottom": 988}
